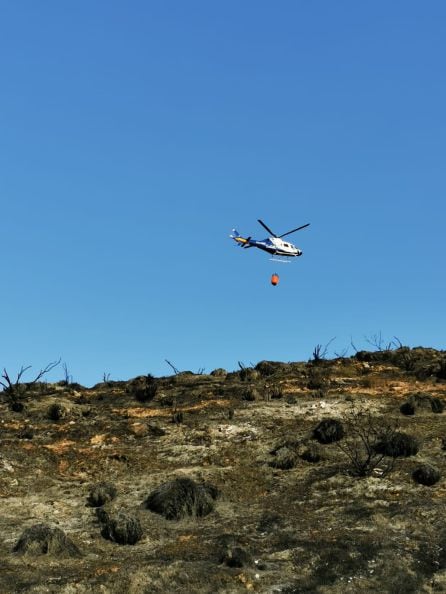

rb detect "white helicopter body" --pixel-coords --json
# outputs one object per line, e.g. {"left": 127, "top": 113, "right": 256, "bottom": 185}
{"left": 230, "top": 219, "right": 309, "bottom": 261}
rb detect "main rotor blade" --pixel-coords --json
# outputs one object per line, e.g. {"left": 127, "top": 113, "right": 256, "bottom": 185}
{"left": 257, "top": 219, "right": 277, "bottom": 237}
{"left": 279, "top": 223, "right": 310, "bottom": 238}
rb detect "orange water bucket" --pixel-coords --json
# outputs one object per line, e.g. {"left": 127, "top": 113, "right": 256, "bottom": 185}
{"left": 271, "top": 273, "right": 279, "bottom": 286}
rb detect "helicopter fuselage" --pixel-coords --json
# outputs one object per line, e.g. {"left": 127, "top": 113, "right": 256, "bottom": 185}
{"left": 250, "top": 237, "right": 302, "bottom": 257}
{"left": 231, "top": 234, "right": 302, "bottom": 256}
{"left": 230, "top": 219, "right": 309, "bottom": 259}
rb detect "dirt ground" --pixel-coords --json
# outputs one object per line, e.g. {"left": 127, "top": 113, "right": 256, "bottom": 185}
{"left": 1, "top": 349, "right": 446, "bottom": 593}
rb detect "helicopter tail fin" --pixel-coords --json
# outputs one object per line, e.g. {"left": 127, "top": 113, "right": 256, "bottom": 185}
{"left": 230, "top": 230, "right": 250, "bottom": 247}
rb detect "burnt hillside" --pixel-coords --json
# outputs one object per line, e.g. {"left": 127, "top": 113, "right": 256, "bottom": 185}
{"left": 1, "top": 346, "right": 446, "bottom": 593}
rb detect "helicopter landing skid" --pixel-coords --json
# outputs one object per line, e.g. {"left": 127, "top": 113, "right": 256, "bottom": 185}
{"left": 269, "top": 257, "right": 291, "bottom": 263}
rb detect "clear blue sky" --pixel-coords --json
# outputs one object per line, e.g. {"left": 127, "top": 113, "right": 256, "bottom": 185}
{"left": 1, "top": 1, "right": 445, "bottom": 386}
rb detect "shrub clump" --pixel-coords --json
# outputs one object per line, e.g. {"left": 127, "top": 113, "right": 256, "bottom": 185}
{"left": 313, "top": 418, "right": 344, "bottom": 444}
{"left": 13, "top": 524, "right": 81, "bottom": 557}
{"left": 400, "top": 393, "right": 444, "bottom": 415}
{"left": 127, "top": 375, "right": 158, "bottom": 403}
{"left": 238, "top": 364, "right": 260, "bottom": 382}
{"left": 220, "top": 545, "right": 251, "bottom": 568}
{"left": 412, "top": 464, "right": 441, "bottom": 486}
{"left": 17, "top": 425, "right": 34, "bottom": 440}
{"left": 400, "top": 401, "right": 416, "bottom": 416}
{"left": 269, "top": 446, "right": 298, "bottom": 470}
{"left": 374, "top": 431, "right": 419, "bottom": 457}
{"left": 335, "top": 409, "right": 398, "bottom": 477}
{"left": 145, "top": 477, "right": 219, "bottom": 520}
{"left": 47, "top": 402, "right": 69, "bottom": 421}
{"left": 241, "top": 386, "right": 259, "bottom": 401}
{"left": 300, "top": 444, "right": 321, "bottom": 463}
{"left": 210, "top": 368, "right": 227, "bottom": 377}
{"left": 87, "top": 482, "right": 117, "bottom": 507}
{"left": 255, "top": 361, "right": 285, "bottom": 377}
{"left": 97, "top": 509, "right": 143, "bottom": 545}
{"left": 267, "top": 384, "right": 284, "bottom": 399}
{"left": 431, "top": 398, "right": 445, "bottom": 413}
{"left": 307, "top": 366, "right": 330, "bottom": 391}
{"left": 257, "top": 511, "right": 284, "bottom": 534}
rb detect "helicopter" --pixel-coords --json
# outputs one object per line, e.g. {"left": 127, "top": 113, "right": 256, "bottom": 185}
{"left": 230, "top": 219, "right": 310, "bottom": 262}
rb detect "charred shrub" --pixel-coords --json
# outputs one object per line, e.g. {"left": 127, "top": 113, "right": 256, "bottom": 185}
{"left": 374, "top": 431, "right": 419, "bottom": 457}
{"left": 13, "top": 524, "right": 81, "bottom": 557}
{"left": 220, "top": 545, "right": 251, "bottom": 568}
{"left": 10, "top": 401, "right": 25, "bottom": 413}
{"left": 400, "top": 392, "right": 444, "bottom": 415}
{"left": 437, "top": 358, "right": 446, "bottom": 380}
{"left": 255, "top": 361, "right": 284, "bottom": 377}
{"left": 1, "top": 360, "right": 60, "bottom": 407}
{"left": 400, "top": 401, "right": 416, "bottom": 416}
{"left": 238, "top": 362, "right": 260, "bottom": 382}
{"left": 145, "top": 477, "right": 219, "bottom": 520}
{"left": 336, "top": 409, "right": 398, "bottom": 477}
{"left": 171, "top": 411, "right": 184, "bottom": 424}
{"left": 257, "top": 511, "right": 284, "bottom": 534}
{"left": 127, "top": 375, "right": 157, "bottom": 403}
{"left": 47, "top": 402, "right": 69, "bottom": 421}
{"left": 431, "top": 397, "right": 444, "bottom": 413}
{"left": 268, "top": 383, "right": 284, "bottom": 399}
{"left": 307, "top": 365, "right": 330, "bottom": 392}
{"left": 269, "top": 446, "right": 298, "bottom": 470}
{"left": 18, "top": 425, "right": 34, "bottom": 439}
{"left": 412, "top": 464, "right": 441, "bottom": 486}
{"left": 216, "top": 534, "right": 252, "bottom": 568}
{"left": 148, "top": 421, "right": 166, "bottom": 436}
{"left": 301, "top": 444, "right": 321, "bottom": 463}
{"left": 241, "top": 386, "right": 259, "bottom": 401}
{"left": 98, "top": 509, "right": 143, "bottom": 545}
{"left": 87, "top": 482, "right": 117, "bottom": 507}
{"left": 313, "top": 418, "right": 344, "bottom": 444}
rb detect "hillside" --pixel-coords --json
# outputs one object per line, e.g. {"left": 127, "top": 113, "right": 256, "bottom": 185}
{"left": 1, "top": 346, "right": 446, "bottom": 594}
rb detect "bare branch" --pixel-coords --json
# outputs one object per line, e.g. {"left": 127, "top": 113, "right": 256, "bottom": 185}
{"left": 336, "top": 407, "right": 399, "bottom": 477}
{"left": 350, "top": 336, "right": 358, "bottom": 353}
{"left": 392, "top": 336, "right": 403, "bottom": 349}
{"left": 31, "top": 358, "right": 61, "bottom": 383}
{"left": 62, "top": 362, "right": 72, "bottom": 384}
{"left": 311, "top": 337, "right": 336, "bottom": 362}
{"left": 334, "top": 347, "right": 349, "bottom": 358}
{"left": 16, "top": 365, "right": 32, "bottom": 384}
{"left": 165, "top": 359, "right": 180, "bottom": 375}
{"left": 365, "top": 331, "right": 385, "bottom": 351}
